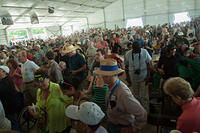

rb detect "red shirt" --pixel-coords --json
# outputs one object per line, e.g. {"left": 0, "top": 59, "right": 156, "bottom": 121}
{"left": 176, "top": 97, "right": 200, "bottom": 133}
{"left": 27, "top": 53, "right": 32, "bottom": 60}
{"left": 9, "top": 67, "right": 23, "bottom": 91}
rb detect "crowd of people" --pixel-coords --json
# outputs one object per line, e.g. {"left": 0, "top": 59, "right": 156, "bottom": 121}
{"left": 0, "top": 17, "right": 200, "bottom": 133}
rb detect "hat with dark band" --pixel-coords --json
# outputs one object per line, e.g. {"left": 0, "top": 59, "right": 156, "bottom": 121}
{"left": 94, "top": 59, "right": 124, "bottom": 76}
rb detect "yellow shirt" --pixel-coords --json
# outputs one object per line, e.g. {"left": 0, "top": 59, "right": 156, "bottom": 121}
{"left": 36, "top": 82, "right": 73, "bottom": 133}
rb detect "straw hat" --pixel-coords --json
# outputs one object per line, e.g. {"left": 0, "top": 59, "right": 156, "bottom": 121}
{"left": 61, "top": 44, "right": 77, "bottom": 54}
{"left": 94, "top": 59, "right": 124, "bottom": 76}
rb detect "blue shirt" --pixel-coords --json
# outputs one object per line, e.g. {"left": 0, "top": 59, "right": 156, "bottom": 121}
{"left": 69, "top": 53, "right": 86, "bottom": 78}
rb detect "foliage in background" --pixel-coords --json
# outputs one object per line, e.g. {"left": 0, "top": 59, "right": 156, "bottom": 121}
{"left": 32, "top": 28, "right": 44, "bottom": 34}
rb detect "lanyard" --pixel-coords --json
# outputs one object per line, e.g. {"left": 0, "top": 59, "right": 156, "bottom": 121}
{"left": 106, "top": 80, "right": 120, "bottom": 107}
{"left": 132, "top": 51, "right": 141, "bottom": 69}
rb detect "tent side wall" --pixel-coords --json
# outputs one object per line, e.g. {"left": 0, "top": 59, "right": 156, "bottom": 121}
{"left": 87, "top": 0, "right": 200, "bottom": 29}
{"left": 0, "top": 29, "right": 8, "bottom": 45}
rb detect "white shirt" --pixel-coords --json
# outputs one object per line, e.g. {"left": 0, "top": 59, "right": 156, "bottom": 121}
{"left": 125, "top": 48, "right": 152, "bottom": 82}
{"left": 95, "top": 126, "right": 108, "bottom": 133}
{"left": 0, "top": 101, "right": 11, "bottom": 129}
{"left": 21, "top": 60, "right": 39, "bottom": 83}
{"left": 187, "top": 28, "right": 195, "bottom": 36}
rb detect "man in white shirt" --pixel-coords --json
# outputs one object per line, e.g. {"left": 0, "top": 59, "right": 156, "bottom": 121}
{"left": 125, "top": 41, "right": 152, "bottom": 112}
{"left": 18, "top": 51, "right": 39, "bottom": 106}
{"left": 66, "top": 102, "right": 108, "bottom": 133}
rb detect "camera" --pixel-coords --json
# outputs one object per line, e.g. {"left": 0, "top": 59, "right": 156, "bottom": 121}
{"left": 134, "top": 69, "right": 140, "bottom": 75}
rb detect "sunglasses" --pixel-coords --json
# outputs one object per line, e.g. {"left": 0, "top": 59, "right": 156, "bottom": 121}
{"left": 34, "top": 74, "right": 46, "bottom": 82}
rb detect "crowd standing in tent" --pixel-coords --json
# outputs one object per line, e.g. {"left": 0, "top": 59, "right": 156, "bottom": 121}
{"left": 0, "top": 17, "right": 200, "bottom": 133}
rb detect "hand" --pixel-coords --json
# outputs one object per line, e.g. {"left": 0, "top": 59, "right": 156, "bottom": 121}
{"left": 71, "top": 70, "right": 77, "bottom": 75}
{"left": 95, "top": 76, "right": 104, "bottom": 88}
{"left": 90, "top": 76, "right": 94, "bottom": 82}
{"left": 158, "top": 68, "right": 165, "bottom": 75}
{"left": 28, "top": 106, "right": 39, "bottom": 118}
{"left": 115, "top": 54, "right": 120, "bottom": 58}
{"left": 152, "top": 68, "right": 157, "bottom": 72}
{"left": 13, "top": 70, "right": 17, "bottom": 76}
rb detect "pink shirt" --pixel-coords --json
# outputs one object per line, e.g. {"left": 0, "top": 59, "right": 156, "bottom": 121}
{"left": 111, "top": 38, "right": 120, "bottom": 45}
{"left": 96, "top": 41, "right": 107, "bottom": 49}
{"left": 9, "top": 67, "right": 23, "bottom": 89}
{"left": 176, "top": 97, "right": 200, "bottom": 133}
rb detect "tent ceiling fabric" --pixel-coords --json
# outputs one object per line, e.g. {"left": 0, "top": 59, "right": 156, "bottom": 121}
{"left": 0, "top": 0, "right": 115, "bottom": 29}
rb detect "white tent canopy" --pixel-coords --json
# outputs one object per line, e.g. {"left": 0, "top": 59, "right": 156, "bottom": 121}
{"left": 0, "top": 0, "right": 115, "bottom": 30}
{"left": 0, "top": 0, "right": 200, "bottom": 44}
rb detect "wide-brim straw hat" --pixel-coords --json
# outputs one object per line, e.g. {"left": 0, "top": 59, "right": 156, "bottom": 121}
{"left": 94, "top": 59, "right": 124, "bottom": 76}
{"left": 61, "top": 44, "right": 77, "bottom": 54}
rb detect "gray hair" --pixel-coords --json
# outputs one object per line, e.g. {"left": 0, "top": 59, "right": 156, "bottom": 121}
{"left": 163, "top": 77, "right": 194, "bottom": 100}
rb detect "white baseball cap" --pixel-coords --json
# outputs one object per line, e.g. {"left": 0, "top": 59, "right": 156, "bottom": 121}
{"left": 0, "top": 66, "right": 10, "bottom": 73}
{"left": 178, "top": 32, "right": 184, "bottom": 36}
{"left": 66, "top": 102, "right": 105, "bottom": 125}
{"left": 11, "top": 49, "right": 17, "bottom": 52}
{"left": 36, "top": 44, "right": 41, "bottom": 48}
{"left": 169, "top": 130, "right": 182, "bottom": 133}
